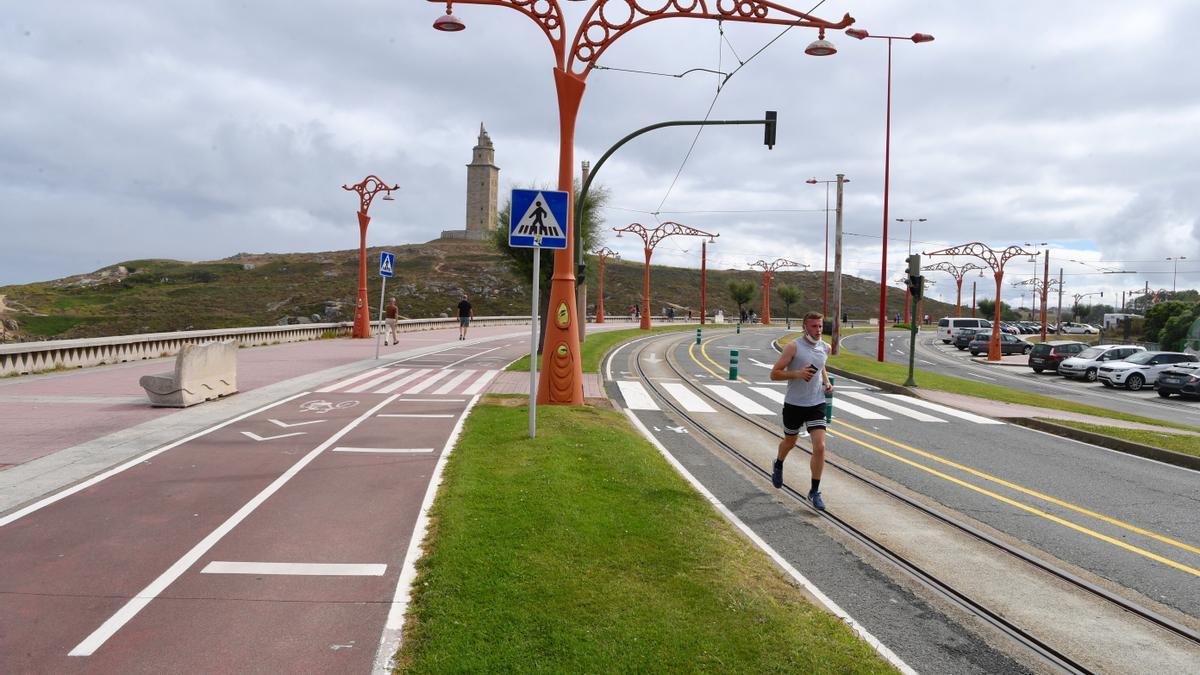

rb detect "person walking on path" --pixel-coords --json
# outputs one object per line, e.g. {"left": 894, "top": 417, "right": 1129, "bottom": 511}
{"left": 457, "top": 294, "right": 474, "bottom": 341}
{"left": 384, "top": 298, "right": 399, "bottom": 346}
{"left": 769, "top": 311, "right": 834, "bottom": 510}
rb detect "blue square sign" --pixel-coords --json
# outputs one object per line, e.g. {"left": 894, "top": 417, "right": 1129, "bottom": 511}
{"left": 509, "top": 189, "right": 569, "bottom": 249}
{"left": 379, "top": 251, "right": 395, "bottom": 277}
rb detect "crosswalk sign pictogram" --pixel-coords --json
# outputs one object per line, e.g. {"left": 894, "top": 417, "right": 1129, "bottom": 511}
{"left": 509, "top": 189, "right": 568, "bottom": 249}
{"left": 379, "top": 251, "right": 395, "bottom": 277}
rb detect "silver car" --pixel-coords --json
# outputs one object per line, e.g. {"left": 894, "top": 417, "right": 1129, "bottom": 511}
{"left": 1057, "top": 344, "right": 1145, "bottom": 382}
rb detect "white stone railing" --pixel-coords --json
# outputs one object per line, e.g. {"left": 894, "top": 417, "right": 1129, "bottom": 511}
{"left": 0, "top": 316, "right": 531, "bottom": 377}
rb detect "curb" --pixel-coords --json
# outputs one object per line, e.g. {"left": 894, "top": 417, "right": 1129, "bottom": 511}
{"left": 1005, "top": 417, "right": 1200, "bottom": 471}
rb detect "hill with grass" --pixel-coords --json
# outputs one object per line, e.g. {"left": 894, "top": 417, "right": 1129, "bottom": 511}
{"left": 0, "top": 238, "right": 957, "bottom": 342}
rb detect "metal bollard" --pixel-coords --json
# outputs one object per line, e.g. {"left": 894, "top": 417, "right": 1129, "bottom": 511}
{"left": 825, "top": 375, "right": 835, "bottom": 422}
{"left": 736, "top": 322, "right": 741, "bottom": 334}
{"left": 729, "top": 349, "right": 739, "bottom": 380}
{"left": 696, "top": 328, "right": 702, "bottom": 345}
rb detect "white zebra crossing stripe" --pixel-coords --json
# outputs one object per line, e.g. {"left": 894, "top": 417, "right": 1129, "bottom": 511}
{"left": 749, "top": 387, "right": 784, "bottom": 403}
{"left": 404, "top": 369, "right": 454, "bottom": 394}
{"left": 617, "top": 381, "right": 658, "bottom": 410}
{"left": 840, "top": 392, "right": 945, "bottom": 423}
{"left": 662, "top": 383, "right": 715, "bottom": 412}
{"left": 830, "top": 399, "right": 891, "bottom": 420}
{"left": 346, "top": 368, "right": 411, "bottom": 393}
{"left": 317, "top": 367, "right": 388, "bottom": 393}
{"left": 881, "top": 395, "right": 1003, "bottom": 424}
{"left": 462, "top": 369, "right": 500, "bottom": 395}
{"left": 705, "top": 385, "right": 772, "bottom": 415}
{"left": 375, "top": 369, "right": 432, "bottom": 394}
{"left": 433, "top": 370, "right": 476, "bottom": 395}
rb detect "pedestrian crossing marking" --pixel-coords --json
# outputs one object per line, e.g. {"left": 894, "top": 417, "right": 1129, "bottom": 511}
{"left": 375, "top": 369, "right": 433, "bottom": 394}
{"left": 748, "top": 386, "right": 785, "bottom": 403}
{"left": 617, "top": 381, "right": 659, "bottom": 410}
{"left": 346, "top": 368, "right": 410, "bottom": 393}
{"left": 404, "top": 369, "right": 453, "bottom": 394}
{"left": 318, "top": 367, "right": 388, "bottom": 393}
{"left": 840, "top": 392, "right": 946, "bottom": 423}
{"left": 462, "top": 369, "right": 500, "bottom": 395}
{"left": 662, "top": 383, "right": 716, "bottom": 412}
{"left": 830, "top": 399, "right": 892, "bottom": 420}
{"left": 433, "top": 369, "right": 476, "bottom": 395}
{"left": 881, "top": 395, "right": 1003, "bottom": 425}
{"left": 705, "top": 385, "right": 773, "bottom": 415}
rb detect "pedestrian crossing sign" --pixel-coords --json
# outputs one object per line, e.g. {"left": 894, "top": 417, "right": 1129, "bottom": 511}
{"left": 509, "top": 189, "right": 568, "bottom": 249}
{"left": 379, "top": 251, "right": 395, "bottom": 277}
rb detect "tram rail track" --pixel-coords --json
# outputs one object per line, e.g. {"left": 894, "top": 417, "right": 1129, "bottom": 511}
{"left": 619, "top": 331, "right": 1200, "bottom": 674}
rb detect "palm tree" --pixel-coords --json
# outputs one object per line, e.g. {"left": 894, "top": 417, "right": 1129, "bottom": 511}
{"left": 727, "top": 280, "right": 755, "bottom": 324}
{"left": 777, "top": 284, "right": 801, "bottom": 329}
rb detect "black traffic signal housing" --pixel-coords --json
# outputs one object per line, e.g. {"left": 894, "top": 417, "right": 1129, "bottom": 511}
{"left": 764, "top": 110, "right": 777, "bottom": 149}
{"left": 906, "top": 254, "right": 924, "bottom": 301}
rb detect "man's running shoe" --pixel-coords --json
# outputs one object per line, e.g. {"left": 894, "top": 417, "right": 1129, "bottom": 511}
{"left": 771, "top": 460, "right": 784, "bottom": 489}
{"left": 807, "top": 490, "right": 825, "bottom": 511}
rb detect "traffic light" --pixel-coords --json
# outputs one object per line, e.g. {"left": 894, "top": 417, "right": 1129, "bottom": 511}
{"left": 763, "top": 110, "right": 777, "bottom": 149}
{"left": 906, "top": 254, "right": 924, "bottom": 301}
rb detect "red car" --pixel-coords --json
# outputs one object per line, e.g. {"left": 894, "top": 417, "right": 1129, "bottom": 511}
{"left": 1027, "top": 340, "right": 1086, "bottom": 373}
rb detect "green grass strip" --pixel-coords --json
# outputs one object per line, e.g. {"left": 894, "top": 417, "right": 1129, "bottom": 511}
{"left": 506, "top": 323, "right": 709, "bottom": 373}
{"left": 395, "top": 402, "right": 898, "bottom": 674}
{"left": 1041, "top": 419, "right": 1200, "bottom": 458}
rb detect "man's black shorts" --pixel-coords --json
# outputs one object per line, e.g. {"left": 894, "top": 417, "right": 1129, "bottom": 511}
{"left": 782, "top": 402, "right": 827, "bottom": 436}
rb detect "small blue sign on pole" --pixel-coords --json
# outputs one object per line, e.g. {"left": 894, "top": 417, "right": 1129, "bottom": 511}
{"left": 379, "top": 251, "right": 395, "bottom": 277}
{"left": 509, "top": 189, "right": 569, "bottom": 249}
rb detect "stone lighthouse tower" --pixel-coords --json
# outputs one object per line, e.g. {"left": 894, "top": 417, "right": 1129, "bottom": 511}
{"left": 464, "top": 123, "right": 500, "bottom": 238}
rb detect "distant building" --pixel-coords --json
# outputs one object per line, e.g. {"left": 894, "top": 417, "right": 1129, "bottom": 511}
{"left": 441, "top": 123, "right": 500, "bottom": 241}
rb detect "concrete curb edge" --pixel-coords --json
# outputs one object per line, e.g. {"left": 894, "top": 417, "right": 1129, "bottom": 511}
{"left": 1004, "top": 417, "right": 1200, "bottom": 471}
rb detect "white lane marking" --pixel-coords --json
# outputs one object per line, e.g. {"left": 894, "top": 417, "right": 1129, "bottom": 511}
{"left": 399, "top": 369, "right": 454, "bottom": 395}
{"left": 462, "top": 369, "right": 500, "bottom": 395}
{"left": 318, "top": 368, "right": 388, "bottom": 393}
{"left": 830, "top": 399, "right": 892, "bottom": 420}
{"left": 397, "top": 398, "right": 467, "bottom": 403}
{"left": 621, "top": 409, "right": 917, "bottom": 675}
{"left": 374, "top": 394, "right": 482, "bottom": 673}
{"left": 201, "top": 562, "right": 386, "bottom": 576}
{"left": 661, "top": 383, "right": 716, "bottom": 413}
{"left": 882, "top": 395, "right": 1003, "bottom": 425}
{"left": 617, "top": 381, "right": 658, "bottom": 410}
{"left": 375, "top": 369, "right": 432, "bottom": 394}
{"left": 377, "top": 414, "right": 456, "bottom": 419}
{"left": 840, "top": 392, "right": 946, "bottom": 423}
{"left": 966, "top": 371, "right": 997, "bottom": 381}
{"left": 70, "top": 394, "right": 400, "bottom": 657}
{"left": 241, "top": 431, "right": 307, "bottom": 442}
{"left": 0, "top": 392, "right": 311, "bottom": 529}
{"left": 346, "top": 368, "right": 411, "bottom": 393}
{"left": 749, "top": 386, "right": 785, "bottom": 403}
{"left": 433, "top": 369, "right": 476, "bottom": 395}
{"left": 268, "top": 419, "right": 325, "bottom": 428}
{"left": 754, "top": 381, "right": 787, "bottom": 386}
{"left": 441, "top": 346, "right": 502, "bottom": 370}
{"left": 748, "top": 357, "right": 775, "bottom": 368}
{"left": 705, "top": 385, "right": 773, "bottom": 415}
{"left": 333, "top": 447, "right": 434, "bottom": 454}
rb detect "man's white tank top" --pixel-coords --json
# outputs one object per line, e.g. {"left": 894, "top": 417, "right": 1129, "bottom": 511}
{"left": 784, "top": 336, "right": 829, "bottom": 407}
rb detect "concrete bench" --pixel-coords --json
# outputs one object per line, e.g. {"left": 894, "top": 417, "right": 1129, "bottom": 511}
{"left": 139, "top": 340, "right": 238, "bottom": 407}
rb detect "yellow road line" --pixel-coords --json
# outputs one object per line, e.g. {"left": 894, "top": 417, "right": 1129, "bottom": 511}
{"left": 834, "top": 419, "right": 1200, "bottom": 559}
{"left": 697, "top": 333, "right": 751, "bottom": 382}
{"left": 687, "top": 339, "right": 726, "bottom": 380}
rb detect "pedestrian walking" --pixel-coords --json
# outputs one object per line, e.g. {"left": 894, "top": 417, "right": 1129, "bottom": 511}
{"left": 769, "top": 311, "right": 833, "bottom": 510}
{"left": 457, "top": 294, "right": 473, "bottom": 341}
{"left": 384, "top": 297, "right": 399, "bottom": 346}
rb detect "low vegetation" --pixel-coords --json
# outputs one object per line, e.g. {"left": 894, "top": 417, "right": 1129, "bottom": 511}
{"left": 1045, "top": 419, "right": 1200, "bottom": 458}
{"left": 395, "top": 401, "right": 897, "bottom": 673}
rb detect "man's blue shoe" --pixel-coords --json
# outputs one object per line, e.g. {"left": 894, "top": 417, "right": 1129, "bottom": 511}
{"left": 771, "top": 460, "right": 784, "bottom": 489}
{"left": 808, "top": 490, "right": 825, "bottom": 511}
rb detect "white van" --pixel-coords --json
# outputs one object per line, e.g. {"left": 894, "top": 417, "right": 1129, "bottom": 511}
{"left": 938, "top": 317, "right": 992, "bottom": 344}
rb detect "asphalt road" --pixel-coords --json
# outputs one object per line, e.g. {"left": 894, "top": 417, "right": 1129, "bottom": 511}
{"left": 841, "top": 328, "right": 1200, "bottom": 427}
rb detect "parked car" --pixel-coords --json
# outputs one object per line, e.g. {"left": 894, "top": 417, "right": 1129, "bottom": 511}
{"left": 1028, "top": 340, "right": 1087, "bottom": 373}
{"left": 969, "top": 332, "right": 1033, "bottom": 356}
{"left": 1057, "top": 344, "right": 1145, "bottom": 382}
{"left": 999, "top": 322, "right": 1021, "bottom": 335}
{"left": 938, "top": 317, "right": 992, "bottom": 344}
{"left": 1060, "top": 321, "right": 1099, "bottom": 334}
{"left": 1155, "top": 363, "right": 1200, "bottom": 398}
{"left": 1097, "top": 351, "right": 1199, "bottom": 390}
{"left": 954, "top": 327, "right": 985, "bottom": 350}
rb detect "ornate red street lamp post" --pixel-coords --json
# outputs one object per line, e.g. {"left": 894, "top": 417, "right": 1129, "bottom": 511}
{"left": 592, "top": 246, "right": 618, "bottom": 323}
{"left": 845, "top": 27, "right": 934, "bottom": 362}
{"left": 925, "top": 242, "right": 1036, "bottom": 361}
{"left": 430, "top": 0, "right": 854, "bottom": 405}
{"left": 750, "top": 258, "right": 806, "bottom": 325}
{"left": 923, "top": 261, "right": 985, "bottom": 317}
{"left": 615, "top": 222, "right": 717, "bottom": 331}
{"left": 1013, "top": 271, "right": 1060, "bottom": 340}
{"left": 342, "top": 175, "right": 399, "bottom": 339}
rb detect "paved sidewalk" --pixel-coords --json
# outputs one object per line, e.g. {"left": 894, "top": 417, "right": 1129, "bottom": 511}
{"left": 487, "top": 371, "right": 605, "bottom": 398}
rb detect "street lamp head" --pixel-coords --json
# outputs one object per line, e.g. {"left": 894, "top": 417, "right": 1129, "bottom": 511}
{"left": 433, "top": 6, "right": 465, "bottom": 32}
{"left": 845, "top": 28, "right": 869, "bottom": 40}
{"left": 911, "top": 33, "right": 935, "bottom": 43}
{"left": 708, "top": 236, "right": 717, "bottom": 244}
{"left": 806, "top": 178, "right": 818, "bottom": 184}
{"left": 381, "top": 190, "right": 395, "bottom": 201}
{"left": 804, "top": 29, "right": 837, "bottom": 56}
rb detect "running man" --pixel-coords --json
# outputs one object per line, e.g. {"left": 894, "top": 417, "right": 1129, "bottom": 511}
{"left": 457, "top": 294, "right": 473, "bottom": 340}
{"left": 769, "top": 311, "right": 834, "bottom": 509}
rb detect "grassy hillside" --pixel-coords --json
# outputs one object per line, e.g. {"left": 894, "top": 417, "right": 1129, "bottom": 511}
{"left": 0, "top": 238, "right": 956, "bottom": 341}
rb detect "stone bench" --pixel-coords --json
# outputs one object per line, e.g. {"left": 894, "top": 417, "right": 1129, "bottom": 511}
{"left": 139, "top": 340, "right": 238, "bottom": 407}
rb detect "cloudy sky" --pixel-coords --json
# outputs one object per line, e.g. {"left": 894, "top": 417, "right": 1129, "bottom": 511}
{"left": 3, "top": 0, "right": 1198, "bottom": 312}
